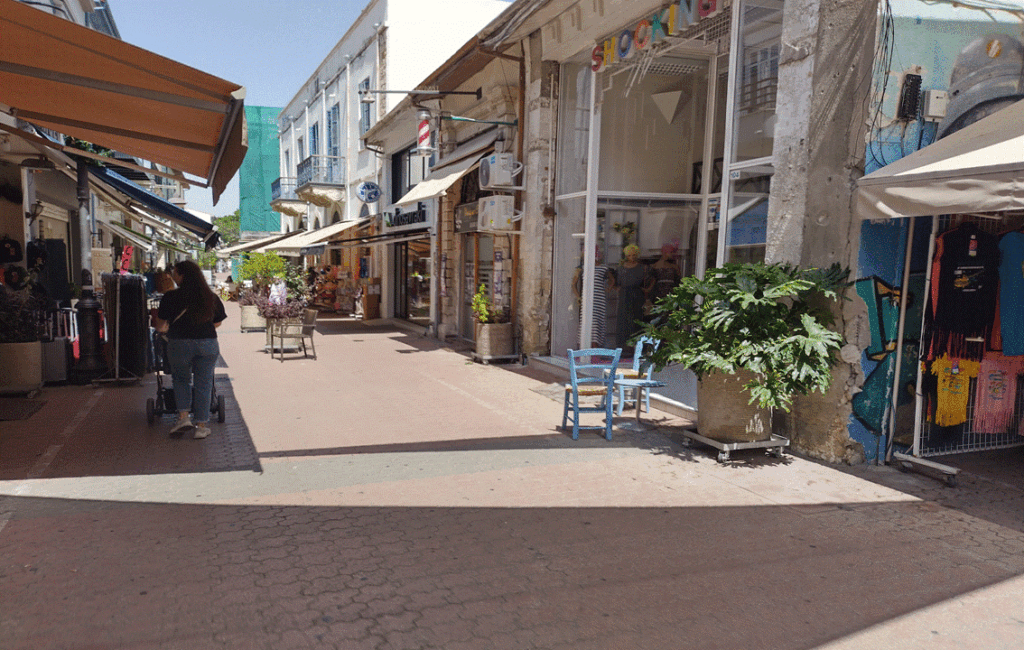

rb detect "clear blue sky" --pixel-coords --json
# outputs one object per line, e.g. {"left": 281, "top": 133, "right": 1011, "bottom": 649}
{"left": 112, "top": 0, "right": 368, "bottom": 218}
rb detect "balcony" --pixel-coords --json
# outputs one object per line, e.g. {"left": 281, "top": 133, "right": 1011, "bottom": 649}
{"left": 296, "top": 155, "right": 346, "bottom": 208}
{"left": 270, "top": 177, "right": 307, "bottom": 217}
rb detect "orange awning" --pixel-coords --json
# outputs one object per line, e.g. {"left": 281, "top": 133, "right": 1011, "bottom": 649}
{"left": 0, "top": 0, "right": 247, "bottom": 204}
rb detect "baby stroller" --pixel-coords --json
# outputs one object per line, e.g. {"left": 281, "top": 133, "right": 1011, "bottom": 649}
{"left": 146, "top": 331, "right": 225, "bottom": 425}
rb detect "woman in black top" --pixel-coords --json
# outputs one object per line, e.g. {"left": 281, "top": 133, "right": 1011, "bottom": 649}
{"left": 157, "top": 260, "right": 227, "bottom": 439}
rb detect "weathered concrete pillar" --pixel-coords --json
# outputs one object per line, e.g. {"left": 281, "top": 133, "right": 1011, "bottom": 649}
{"left": 767, "top": 0, "right": 878, "bottom": 463}
{"left": 519, "top": 33, "right": 558, "bottom": 356}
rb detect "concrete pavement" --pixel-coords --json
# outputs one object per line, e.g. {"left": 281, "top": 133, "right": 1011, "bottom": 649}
{"left": 1, "top": 304, "right": 1023, "bottom": 649}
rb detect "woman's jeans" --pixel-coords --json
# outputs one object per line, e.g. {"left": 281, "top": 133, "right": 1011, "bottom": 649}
{"left": 166, "top": 337, "right": 219, "bottom": 424}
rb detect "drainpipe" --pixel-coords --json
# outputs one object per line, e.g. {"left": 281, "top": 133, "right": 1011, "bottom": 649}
{"left": 72, "top": 159, "right": 107, "bottom": 382}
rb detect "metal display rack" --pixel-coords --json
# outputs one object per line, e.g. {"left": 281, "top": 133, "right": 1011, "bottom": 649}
{"left": 894, "top": 213, "right": 1024, "bottom": 485}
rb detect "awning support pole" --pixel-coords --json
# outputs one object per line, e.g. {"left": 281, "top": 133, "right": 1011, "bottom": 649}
{"left": 883, "top": 217, "right": 915, "bottom": 462}
{"left": 72, "top": 159, "right": 107, "bottom": 383}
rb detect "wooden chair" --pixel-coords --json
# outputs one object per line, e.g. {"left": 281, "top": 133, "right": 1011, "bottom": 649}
{"left": 271, "top": 309, "right": 318, "bottom": 361}
{"left": 562, "top": 348, "right": 622, "bottom": 441}
{"left": 612, "top": 336, "right": 660, "bottom": 416}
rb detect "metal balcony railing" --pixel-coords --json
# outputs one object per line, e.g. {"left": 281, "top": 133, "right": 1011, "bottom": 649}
{"left": 296, "top": 155, "right": 346, "bottom": 187}
{"left": 271, "top": 177, "right": 299, "bottom": 201}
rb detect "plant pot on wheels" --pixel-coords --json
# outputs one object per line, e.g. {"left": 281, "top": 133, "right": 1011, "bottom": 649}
{"left": 475, "top": 322, "right": 513, "bottom": 359}
{"left": 697, "top": 369, "right": 771, "bottom": 443}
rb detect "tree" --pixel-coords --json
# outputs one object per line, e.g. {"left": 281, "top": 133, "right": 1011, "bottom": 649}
{"left": 213, "top": 209, "right": 241, "bottom": 245}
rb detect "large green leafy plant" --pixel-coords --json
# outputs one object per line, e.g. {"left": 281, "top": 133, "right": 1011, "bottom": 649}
{"left": 643, "top": 262, "right": 849, "bottom": 412}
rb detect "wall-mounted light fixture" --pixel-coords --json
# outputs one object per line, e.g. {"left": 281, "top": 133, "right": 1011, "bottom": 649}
{"left": 25, "top": 199, "right": 43, "bottom": 221}
{"left": 358, "top": 87, "right": 482, "bottom": 104}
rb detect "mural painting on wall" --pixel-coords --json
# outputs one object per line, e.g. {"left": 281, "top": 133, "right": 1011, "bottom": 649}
{"left": 851, "top": 2, "right": 1023, "bottom": 459}
{"left": 852, "top": 274, "right": 925, "bottom": 445}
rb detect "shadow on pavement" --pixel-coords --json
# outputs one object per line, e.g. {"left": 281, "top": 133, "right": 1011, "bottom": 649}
{"left": 2, "top": 495, "right": 1021, "bottom": 650}
{"left": 0, "top": 373, "right": 261, "bottom": 481}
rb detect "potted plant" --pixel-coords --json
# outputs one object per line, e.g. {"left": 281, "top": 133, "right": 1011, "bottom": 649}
{"left": 0, "top": 266, "right": 47, "bottom": 394}
{"left": 471, "top": 283, "right": 513, "bottom": 359}
{"left": 643, "top": 262, "right": 849, "bottom": 442}
{"left": 237, "top": 252, "right": 288, "bottom": 332}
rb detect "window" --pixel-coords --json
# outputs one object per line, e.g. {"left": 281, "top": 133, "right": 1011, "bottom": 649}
{"left": 309, "top": 123, "right": 320, "bottom": 157}
{"left": 297, "top": 136, "right": 305, "bottom": 162}
{"left": 359, "top": 78, "right": 372, "bottom": 135}
{"left": 390, "top": 142, "right": 433, "bottom": 203}
{"left": 327, "top": 104, "right": 340, "bottom": 182}
{"left": 284, "top": 150, "right": 290, "bottom": 175}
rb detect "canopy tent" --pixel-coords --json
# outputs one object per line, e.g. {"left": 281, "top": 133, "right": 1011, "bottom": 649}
{"left": 89, "top": 166, "right": 218, "bottom": 247}
{"left": 856, "top": 98, "right": 1024, "bottom": 220}
{"left": 0, "top": 0, "right": 246, "bottom": 203}
{"left": 262, "top": 219, "right": 369, "bottom": 256}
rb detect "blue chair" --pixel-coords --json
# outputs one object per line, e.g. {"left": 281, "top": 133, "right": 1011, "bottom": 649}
{"left": 613, "top": 336, "right": 660, "bottom": 416}
{"left": 562, "top": 348, "right": 622, "bottom": 441}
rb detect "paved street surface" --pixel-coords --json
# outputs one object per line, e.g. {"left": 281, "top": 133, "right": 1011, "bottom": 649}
{"left": 2, "top": 304, "right": 1023, "bottom": 649}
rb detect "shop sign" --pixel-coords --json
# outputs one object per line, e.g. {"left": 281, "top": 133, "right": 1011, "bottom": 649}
{"left": 356, "top": 181, "right": 381, "bottom": 203}
{"left": 591, "top": 0, "right": 721, "bottom": 72}
{"left": 384, "top": 201, "right": 434, "bottom": 232}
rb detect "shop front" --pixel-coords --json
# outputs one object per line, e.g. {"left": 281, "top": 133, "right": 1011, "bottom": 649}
{"left": 543, "top": 0, "right": 781, "bottom": 407}
{"left": 381, "top": 200, "right": 434, "bottom": 326}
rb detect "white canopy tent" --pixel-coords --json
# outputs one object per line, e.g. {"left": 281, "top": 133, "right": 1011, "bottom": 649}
{"left": 856, "top": 98, "right": 1024, "bottom": 221}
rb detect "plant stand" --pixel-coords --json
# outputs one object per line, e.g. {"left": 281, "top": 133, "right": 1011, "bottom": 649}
{"left": 679, "top": 427, "right": 790, "bottom": 463}
{"left": 470, "top": 352, "right": 521, "bottom": 365}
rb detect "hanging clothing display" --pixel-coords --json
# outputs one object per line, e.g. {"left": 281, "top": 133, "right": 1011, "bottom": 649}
{"left": 998, "top": 231, "right": 1024, "bottom": 355}
{"left": 928, "top": 354, "right": 980, "bottom": 427}
{"left": 928, "top": 222, "right": 999, "bottom": 361}
{"left": 973, "top": 352, "right": 1024, "bottom": 434}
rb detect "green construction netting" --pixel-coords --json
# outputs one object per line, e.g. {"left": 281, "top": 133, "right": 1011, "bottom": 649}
{"left": 239, "top": 105, "right": 283, "bottom": 233}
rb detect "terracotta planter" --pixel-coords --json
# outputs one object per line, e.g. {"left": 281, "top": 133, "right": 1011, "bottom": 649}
{"left": 239, "top": 305, "right": 265, "bottom": 332}
{"left": 0, "top": 341, "right": 44, "bottom": 394}
{"left": 475, "top": 322, "right": 513, "bottom": 358}
{"left": 697, "top": 369, "right": 771, "bottom": 442}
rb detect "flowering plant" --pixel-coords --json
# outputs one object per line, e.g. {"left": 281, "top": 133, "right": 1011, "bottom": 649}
{"left": 613, "top": 221, "right": 637, "bottom": 244}
{"left": 251, "top": 293, "right": 307, "bottom": 320}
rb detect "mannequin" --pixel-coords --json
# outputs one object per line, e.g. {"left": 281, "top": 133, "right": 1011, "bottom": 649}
{"left": 609, "top": 244, "right": 651, "bottom": 351}
{"left": 572, "top": 246, "right": 609, "bottom": 347}
{"left": 649, "top": 241, "right": 682, "bottom": 306}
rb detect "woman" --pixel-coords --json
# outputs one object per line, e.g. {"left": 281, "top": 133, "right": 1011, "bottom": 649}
{"left": 157, "top": 260, "right": 227, "bottom": 439}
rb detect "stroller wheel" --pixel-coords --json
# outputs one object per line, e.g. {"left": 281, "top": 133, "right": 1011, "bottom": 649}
{"left": 217, "top": 395, "right": 226, "bottom": 423}
{"left": 146, "top": 398, "right": 155, "bottom": 424}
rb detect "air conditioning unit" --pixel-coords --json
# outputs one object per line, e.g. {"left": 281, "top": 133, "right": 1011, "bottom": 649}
{"left": 478, "top": 196, "right": 521, "bottom": 230}
{"left": 479, "top": 153, "right": 523, "bottom": 190}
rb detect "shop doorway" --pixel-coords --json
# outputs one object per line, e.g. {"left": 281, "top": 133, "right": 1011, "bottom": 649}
{"left": 392, "top": 238, "right": 431, "bottom": 325}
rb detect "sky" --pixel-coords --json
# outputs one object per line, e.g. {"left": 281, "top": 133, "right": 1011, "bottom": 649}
{"left": 112, "top": 0, "right": 369, "bottom": 219}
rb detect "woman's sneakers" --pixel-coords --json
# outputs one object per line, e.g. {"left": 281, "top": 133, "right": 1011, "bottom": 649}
{"left": 169, "top": 415, "right": 194, "bottom": 435}
{"left": 194, "top": 423, "right": 211, "bottom": 439}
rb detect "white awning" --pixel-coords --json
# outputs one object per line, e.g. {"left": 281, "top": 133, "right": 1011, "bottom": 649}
{"left": 394, "top": 151, "right": 487, "bottom": 207}
{"left": 216, "top": 232, "right": 294, "bottom": 258}
{"left": 263, "top": 219, "right": 367, "bottom": 255}
{"left": 856, "top": 98, "right": 1024, "bottom": 220}
{"left": 252, "top": 229, "right": 308, "bottom": 253}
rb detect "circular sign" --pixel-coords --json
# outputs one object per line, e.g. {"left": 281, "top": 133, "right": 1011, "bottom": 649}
{"left": 356, "top": 181, "right": 381, "bottom": 203}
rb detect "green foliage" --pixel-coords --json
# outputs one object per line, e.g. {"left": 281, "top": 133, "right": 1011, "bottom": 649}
{"left": 237, "top": 251, "right": 287, "bottom": 291}
{"left": 193, "top": 249, "right": 218, "bottom": 270}
{"left": 643, "top": 262, "right": 850, "bottom": 412}
{"left": 213, "top": 209, "right": 241, "bottom": 245}
{"left": 471, "top": 284, "right": 509, "bottom": 324}
{"left": 0, "top": 268, "right": 47, "bottom": 343}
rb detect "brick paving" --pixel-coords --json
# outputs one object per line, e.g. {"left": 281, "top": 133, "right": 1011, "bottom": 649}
{"left": 1, "top": 305, "right": 1023, "bottom": 649}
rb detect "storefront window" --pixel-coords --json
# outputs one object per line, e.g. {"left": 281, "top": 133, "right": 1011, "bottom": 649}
{"left": 718, "top": 0, "right": 783, "bottom": 266}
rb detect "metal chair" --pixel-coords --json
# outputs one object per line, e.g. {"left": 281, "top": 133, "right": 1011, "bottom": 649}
{"left": 612, "top": 336, "right": 660, "bottom": 416}
{"left": 562, "top": 347, "right": 622, "bottom": 441}
{"left": 271, "top": 309, "right": 318, "bottom": 361}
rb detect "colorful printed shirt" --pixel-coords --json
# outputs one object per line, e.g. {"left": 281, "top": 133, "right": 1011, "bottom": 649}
{"left": 973, "top": 353, "right": 1024, "bottom": 434}
{"left": 929, "top": 355, "right": 980, "bottom": 427}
